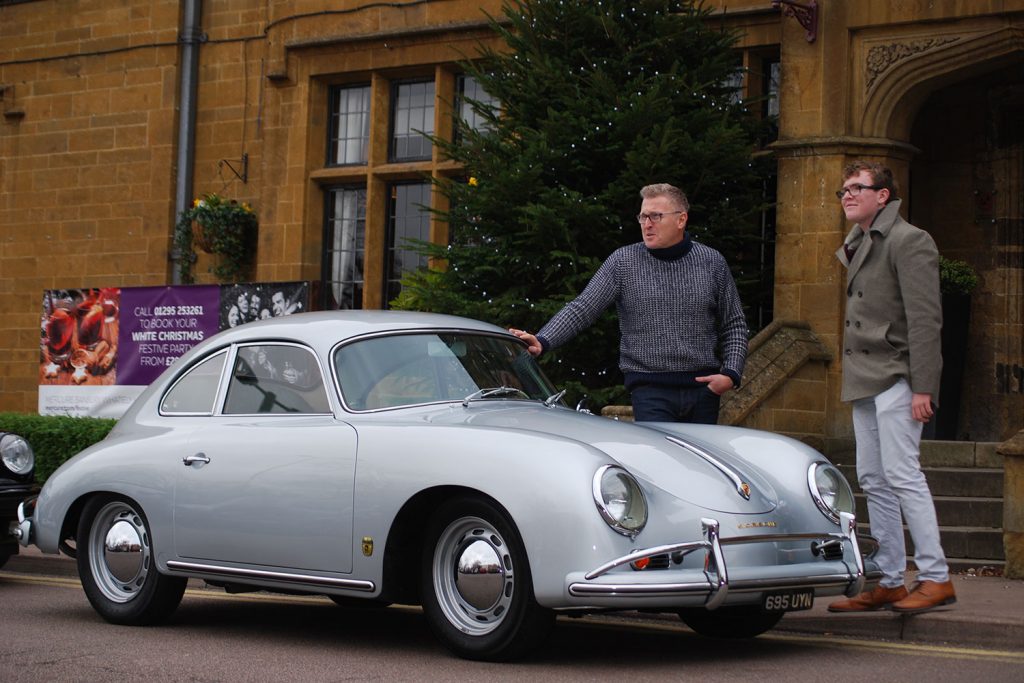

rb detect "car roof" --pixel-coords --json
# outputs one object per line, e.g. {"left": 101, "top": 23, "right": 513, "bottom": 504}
{"left": 112, "top": 310, "right": 517, "bottom": 429}
{"left": 211, "top": 310, "right": 509, "bottom": 347}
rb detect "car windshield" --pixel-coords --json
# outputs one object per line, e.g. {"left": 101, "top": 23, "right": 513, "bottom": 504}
{"left": 334, "top": 332, "right": 559, "bottom": 411}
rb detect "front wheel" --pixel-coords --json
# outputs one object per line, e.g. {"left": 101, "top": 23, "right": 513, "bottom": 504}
{"left": 678, "top": 605, "right": 784, "bottom": 639}
{"left": 77, "top": 496, "right": 186, "bottom": 625}
{"left": 421, "top": 497, "right": 554, "bottom": 661}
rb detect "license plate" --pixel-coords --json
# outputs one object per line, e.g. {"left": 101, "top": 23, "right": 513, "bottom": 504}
{"left": 763, "top": 588, "right": 815, "bottom": 612}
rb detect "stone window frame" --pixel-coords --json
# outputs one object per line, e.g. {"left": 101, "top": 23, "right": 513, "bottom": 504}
{"left": 314, "top": 65, "right": 490, "bottom": 310}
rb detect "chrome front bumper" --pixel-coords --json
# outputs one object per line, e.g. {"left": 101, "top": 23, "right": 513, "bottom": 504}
{"left": 568, "top": 512, "right": 874, "bottom": 610}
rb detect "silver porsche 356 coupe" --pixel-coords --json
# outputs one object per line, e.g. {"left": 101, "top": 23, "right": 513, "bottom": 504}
{"left": 16, "top": 311, "right": 879, "bottom": 660}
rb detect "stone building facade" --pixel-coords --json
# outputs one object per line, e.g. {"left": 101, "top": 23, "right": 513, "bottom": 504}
{"left": 1, "top": 0, "right": 1021, "bottom": 451}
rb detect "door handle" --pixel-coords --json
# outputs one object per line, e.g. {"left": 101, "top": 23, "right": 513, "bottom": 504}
{"left": 182, "top": 453, "right": 211, "bottom": 467}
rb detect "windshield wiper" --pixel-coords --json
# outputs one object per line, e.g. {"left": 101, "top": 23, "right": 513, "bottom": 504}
{"left": 543, "top": 389, "right": 567, "bottom": 407}
{"left": 462, "top": 386, "right": 529, "bottom": 407}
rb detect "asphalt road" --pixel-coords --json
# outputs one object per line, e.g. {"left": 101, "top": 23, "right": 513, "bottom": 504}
{"left": 2, "top": 572, "right": 1022, "bottom": 682}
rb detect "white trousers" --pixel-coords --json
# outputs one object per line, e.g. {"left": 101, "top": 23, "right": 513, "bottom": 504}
{"left": 852, "top": 378, "right": 949, "bottom": 586}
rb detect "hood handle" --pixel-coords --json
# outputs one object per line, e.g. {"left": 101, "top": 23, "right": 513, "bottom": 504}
{"left": 665, "top": 436, "right": 752, "bottom": 500}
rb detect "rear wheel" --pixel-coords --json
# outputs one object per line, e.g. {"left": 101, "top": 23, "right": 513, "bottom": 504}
{"left": 420, "top": 497, "right": 553, "bottom": 661}
{"left": 77, "top": 496, "right": 186, "bottom": 625}
{"left": 678, "top": 605, "right": 784, "bottom": 639}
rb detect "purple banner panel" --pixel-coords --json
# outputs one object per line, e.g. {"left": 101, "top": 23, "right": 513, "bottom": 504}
{"left": 117, "top": 286, "right": 221, "bottom": 385}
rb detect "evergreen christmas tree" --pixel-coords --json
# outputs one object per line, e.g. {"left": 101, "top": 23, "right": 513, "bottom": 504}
{"left": 394, "top": 0, "right": 772, "bottom": 409}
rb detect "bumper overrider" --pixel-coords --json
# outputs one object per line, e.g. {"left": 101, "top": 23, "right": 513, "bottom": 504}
{"left": 11, "top": 496, "right": 35, "bottom": 547}
{"left": 567, "top": 512, "right": 879, "bottom": 610}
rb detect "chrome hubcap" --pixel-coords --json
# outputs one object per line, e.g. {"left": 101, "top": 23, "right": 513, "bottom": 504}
{"left": 89, "top": 501, "right": 151, "bottom": 603}
{"left": 104, "top": 520, "right": 144, "bottom": 583}
{"left": 455, "top": 539, "right": 504, "bottom": 610}
{"left": 433, "top": 516, "right": 514, "bottom": 635}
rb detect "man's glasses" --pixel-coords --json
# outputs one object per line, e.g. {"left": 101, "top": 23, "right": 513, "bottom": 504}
{"left": 636, "top": 211, "right": 684, "bottom": 224}
{"left": 835, "top": 183, "right": 882, "bottom": 199}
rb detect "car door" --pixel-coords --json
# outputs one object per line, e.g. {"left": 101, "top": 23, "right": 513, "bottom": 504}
{"left": 172, "top": 342, "right": 357, "bottom": 574}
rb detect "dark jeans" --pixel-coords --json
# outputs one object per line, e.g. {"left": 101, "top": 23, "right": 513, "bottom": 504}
{"left": 630, "top": 384, "right": 721, "bottom": 424}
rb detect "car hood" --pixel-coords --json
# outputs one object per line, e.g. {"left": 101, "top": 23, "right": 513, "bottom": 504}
{"left": 423, "top": 403, "right": 778, "bottom": 514}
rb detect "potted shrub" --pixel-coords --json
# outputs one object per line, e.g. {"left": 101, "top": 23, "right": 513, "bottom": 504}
{"left": 175, "top": 193, "right": 258, "bottom": 283}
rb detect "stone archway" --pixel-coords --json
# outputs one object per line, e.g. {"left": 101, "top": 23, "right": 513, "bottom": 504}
{"left": 856, "top": 25, "right": 1024, "bottom": 140}
{"left": 859, "top": 25, "right": 1024, "bottom": 441}
{"left": 908, "top": 65, "right": 1024, "bottom": 442}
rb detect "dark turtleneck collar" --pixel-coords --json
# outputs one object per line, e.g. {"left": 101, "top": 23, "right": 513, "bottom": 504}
{"left": 646, "top": 232, "right": 693, "bottom": 261}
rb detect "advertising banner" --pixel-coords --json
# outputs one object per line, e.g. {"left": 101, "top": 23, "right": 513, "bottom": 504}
{"left": 39, "top": 282, "right": 309, "bottom": 418}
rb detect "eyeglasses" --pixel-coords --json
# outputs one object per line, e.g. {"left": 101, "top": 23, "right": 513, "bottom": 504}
{"left": 835, "top": 183, "right": 882, "bottom": 200}
{"left": 636, "top": 211, "right": 684, "bottom": 224}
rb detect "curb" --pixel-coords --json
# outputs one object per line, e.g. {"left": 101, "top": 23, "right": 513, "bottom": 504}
{"left": 773, "top": 609, "right": 1024, "bottom": 652}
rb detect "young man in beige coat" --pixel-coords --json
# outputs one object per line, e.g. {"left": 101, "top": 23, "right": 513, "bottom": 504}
{"left": 827, "top": 161, "right": 957, "bottom": 614}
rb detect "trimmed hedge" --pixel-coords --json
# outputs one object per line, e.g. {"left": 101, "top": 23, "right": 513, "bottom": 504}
{"left": 0, "top": 412, "right": 116, "bottom": 484}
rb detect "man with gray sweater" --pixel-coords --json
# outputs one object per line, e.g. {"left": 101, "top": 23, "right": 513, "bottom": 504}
{"left": 509, "top": 183, "right": 747, "bottom": 424}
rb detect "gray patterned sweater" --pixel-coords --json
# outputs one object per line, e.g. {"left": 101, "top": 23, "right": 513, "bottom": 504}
{"left": 536, "top": 235, "right": 748, "bottom": 390}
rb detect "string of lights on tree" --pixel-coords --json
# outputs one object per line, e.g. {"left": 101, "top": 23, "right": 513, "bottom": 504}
{"left": 393, "top": 0, "right": 772, "bottom": 409}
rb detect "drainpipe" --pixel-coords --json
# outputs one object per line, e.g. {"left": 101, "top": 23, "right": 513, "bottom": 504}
{"left": 171, "top": 0, "right": 203, "bottom": 285}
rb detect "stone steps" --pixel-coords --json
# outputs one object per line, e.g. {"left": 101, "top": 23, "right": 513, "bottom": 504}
{"left": 838, "top": 441, "right": 1005, "bottom": 572}
{"left": 854, "top": 495, "right": 1003, "bottom": 529}
{"left": 838, "top": 464, "right": 1003, "bottom": 498}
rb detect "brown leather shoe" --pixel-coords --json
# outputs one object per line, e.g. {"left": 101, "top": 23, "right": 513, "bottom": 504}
{"left": 828, "top": 584, "right": 908, "bottom": 612}
{"left": 891, "top": 580, "right": 957, "bottom": 614}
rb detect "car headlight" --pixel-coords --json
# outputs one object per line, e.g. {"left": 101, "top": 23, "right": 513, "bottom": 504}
{"left": 808, "top": 462, "right": 854, "bottom": 525}
{"left": 0, "top": 432, "right": 35, "bottom": 478}
{"left": 593, "top": 465, "right": 647, "bottom": 537}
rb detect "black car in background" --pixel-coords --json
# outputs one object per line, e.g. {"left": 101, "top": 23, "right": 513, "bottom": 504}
{"left": 1, "top": 432, "right": 35, "bottom": 569}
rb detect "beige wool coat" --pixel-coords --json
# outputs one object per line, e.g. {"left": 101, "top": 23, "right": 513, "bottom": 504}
{"left": 835, "top": 199, "right": 943, "bottom": 404}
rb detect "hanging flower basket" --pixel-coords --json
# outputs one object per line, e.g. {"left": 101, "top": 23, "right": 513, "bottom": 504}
{"left": 175, "top": 193, "right": 258, "bottom": 283}
{"left": 191, "top": 219, "right": 215, "bottom": 253}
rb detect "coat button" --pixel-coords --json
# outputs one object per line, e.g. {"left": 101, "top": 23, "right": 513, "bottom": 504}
{"left": 845, "top": 320, "right": 850, "bottom": 327}
{"left": 855, "top": 321, "right": 861, "bottom": 328}
{"left": 857, "top": 291, "right": 863, "bottom": 297}
{"left": 862, "top": 349, "right": 870, "bottom": 354}
{"left": 845, "top": 349, "right": 852, "bottom": 355}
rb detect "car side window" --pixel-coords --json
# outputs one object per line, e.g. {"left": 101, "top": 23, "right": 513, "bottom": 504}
{"left": 223, "top": 344, "right": 331, "bottom": 414}
{"left": 160, "top": 351, "right": 228, "bottom": 415}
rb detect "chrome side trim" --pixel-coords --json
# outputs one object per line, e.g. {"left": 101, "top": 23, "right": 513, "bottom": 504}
{"left": 665, "top": 436, "right": 751, "bottom": 500}
{"left": 166, "top": 560, "right": 375, "bottom": 591}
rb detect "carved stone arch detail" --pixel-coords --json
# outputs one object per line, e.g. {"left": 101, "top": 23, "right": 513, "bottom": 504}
{"left": 858, "top": 25, "right": 1024, "bottom": 141}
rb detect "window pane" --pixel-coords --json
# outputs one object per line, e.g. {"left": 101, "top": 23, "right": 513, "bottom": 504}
{"left": 160, "top": 351, "right": 227, "bottom": 414}
{"left": 457, "top": 74, "right": 498, "bottom": 134}
{"left": 225, "top": 344, "right": 331, "bottom": 414}
{"left": 391, "top": 80, "right": 434, "bottom": 161}
{"left": 324, "top": 186, "right": 367, "bottom": 309}
{"left": 384, "top": 182, "right": 431, "bottom": 305}
{"left": 766, "top": 60, "right": 780, "bottom": 119}
{"left": 329, "top": 85, "right": 370, "bottom": 165}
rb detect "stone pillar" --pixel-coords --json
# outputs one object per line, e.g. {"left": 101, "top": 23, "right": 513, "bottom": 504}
{"left": 1000, "top": 430, "right": 1024, "bottom": 580}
